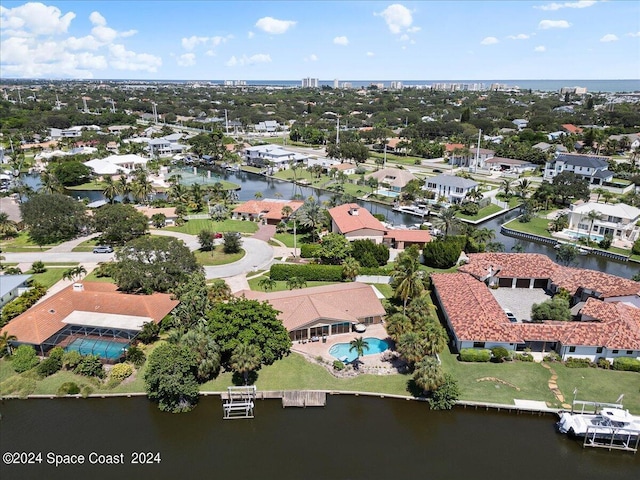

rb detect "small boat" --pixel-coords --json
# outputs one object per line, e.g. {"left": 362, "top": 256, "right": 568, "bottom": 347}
{"left": 393, "top": 205, "right": 429, "bottom": 217}
{"left": 557, "top": 403, "right": 640, "bottom": 450}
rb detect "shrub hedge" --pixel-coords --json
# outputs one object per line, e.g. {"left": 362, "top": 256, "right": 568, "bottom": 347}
{"left": 300, "top": 244, "right": 321, "bottom": 258}
{"left": 459, "top": 348, "right": 491, "bottom": 362}
{"left": 270, "top": 263, "right": 389, "bottom": 281}
{"left": 564, "top": 357, "right": 594, "bottom": 368}
{"left": 612, "top": 357, "right": 640, "bottom": 372}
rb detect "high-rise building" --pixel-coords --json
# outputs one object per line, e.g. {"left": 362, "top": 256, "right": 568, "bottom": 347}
{"left": 333, "top": 78, "right": 339, "bottom": 89}
{"left": 302, "top": 77, "right": 319, "bottom": 88}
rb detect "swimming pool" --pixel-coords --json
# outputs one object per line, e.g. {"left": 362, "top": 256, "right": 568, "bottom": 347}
{"left": 329, "top": 337, "right": 390, "bottom": 363}
{"left": 65, "top": 337, "right": 129, "bottom": 360}
{"left": 561, "top": 229, "right": 604, "bottom": 242}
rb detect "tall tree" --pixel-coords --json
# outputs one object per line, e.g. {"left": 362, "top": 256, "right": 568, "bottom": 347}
{"left": 20, "top": 193, "right": 89, "bottom": 246}
{"left": 349, "top": 337, "right": 370, "bottom": 361}
{"left": 0, "top": 212, "right": 18, "bottom": 239}
{"left": 585, "top": 209, "right": 601, "bottom": 243}
{"left": 93, "top": 203, "right": 149, "bottom": 245}
{"left": 230, "top": 343, "right": 262, "bottom": 385}
{"left": 180, "top": 324, "right": 221, "bottom": 382}
{"left": 102, "top": 175, "right": 119, "bottom": 204}
{"left": 391, "top": 246, "right": 425, "bottom": 313}
{"left": 413, "top": 356, "right": 445, "bottom": 393}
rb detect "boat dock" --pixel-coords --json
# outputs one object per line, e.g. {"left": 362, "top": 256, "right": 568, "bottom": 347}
{"left": 282, "top": 391, "right": 327, "bottom": 408}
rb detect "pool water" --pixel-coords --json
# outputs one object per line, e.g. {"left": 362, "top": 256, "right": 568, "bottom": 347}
{"left": 65, "top": 338, "right": 129, "bottom": 360}
{"left": 561, "top": 229, "right": 604, "bottom": 242}
{"left": 329, "top": 337, "right": 390, "bottom": 363}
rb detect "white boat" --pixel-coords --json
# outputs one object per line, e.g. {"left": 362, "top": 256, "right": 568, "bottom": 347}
{"left": 557, "top": 405, "right": 640, "bottom": 443}
{"left": 393, "top": 205, "right": 429, "bottom": 217}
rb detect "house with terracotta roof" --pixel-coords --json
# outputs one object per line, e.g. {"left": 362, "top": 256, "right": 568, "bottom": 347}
{"left": 232, "top": 199, "right": 303, "bottom": 225}
{"left": 383, "top": 229, "right": 432, "bottom": 249}
{"left": 365, "top": 168, "right": 417, "bottom": 194}
{"left": 0, "top": 282, "right": 179, "bottom": 358}
{"left": 328, "top": 203, "right": 386, "bottom": 243}
{"left": 135, "top": 206, "right": 178, "bottom": 226}
{"left": 237, "top": 283, "right": 386, "bottom": 341}
{"left": 562, "top": 124, "right": 584, "bottom": 135}
{"left": 432, "top": 253, "right": 640, "bottom": 361}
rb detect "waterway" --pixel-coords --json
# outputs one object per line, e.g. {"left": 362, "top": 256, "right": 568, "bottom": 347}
{"left": 22, "top": 170, "right": 639, "bottom": 278}
{"left": 1, "top": 396, "right": 638, "bottom": 480}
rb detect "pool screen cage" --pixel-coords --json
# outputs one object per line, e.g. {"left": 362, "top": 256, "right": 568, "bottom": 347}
{"left": 41, "top": 324, "right": 136, "bottom": 362}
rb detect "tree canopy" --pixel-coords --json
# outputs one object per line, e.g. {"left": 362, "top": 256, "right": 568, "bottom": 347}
{"left": 20, "top": 193, "right": 89, "bottom": 245}
{"left": 93, "top": 203, "right": 149, "bottom": 245}
{"left": 112, "top": 235, "right": 201, "bottom": 293}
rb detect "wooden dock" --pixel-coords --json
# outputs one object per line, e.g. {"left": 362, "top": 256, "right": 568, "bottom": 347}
{"left": 282, "top": 391, "right": 327, "bottom": 408}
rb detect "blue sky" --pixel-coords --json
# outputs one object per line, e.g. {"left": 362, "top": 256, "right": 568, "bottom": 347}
{"left": 1, "top": 1, "right": 638, "bottom": 80}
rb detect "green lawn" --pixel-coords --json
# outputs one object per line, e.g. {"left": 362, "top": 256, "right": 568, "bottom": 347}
{"left": 193, "top": 248, "right": 245, "bottom": 266}
{"left": 165, "top": 218, "right": 259, "bottom": 235}
{"left": 371, "top": 283, "right": 394, "bottom": 298}
{"left": 240, "top": 166, "right": 262, "bottom": 174}
{"left": 0, "top": 232, "right": 58, "bottom": 252}
{"left": 247, "top": 276, "right": 339, "bottom": 292}
{"left": 273, "top": 233, "right": 299, "bottom": 247}
{"left": 456, "top": 204, "right": 503, "bottom": 221}
{"left": 30, "top": 267, "right": 76, "bottom": 289}
{"left": 503, "top": 216, "right": 554, "bottom": 238}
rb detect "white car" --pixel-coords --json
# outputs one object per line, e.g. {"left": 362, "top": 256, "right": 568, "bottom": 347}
{"left": 504, "top": 309, "right": 518, "bottom": 323}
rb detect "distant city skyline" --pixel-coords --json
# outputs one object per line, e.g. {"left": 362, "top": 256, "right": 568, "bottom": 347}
{"left": 1, "top": 1, "right": 639, "bottom": 81}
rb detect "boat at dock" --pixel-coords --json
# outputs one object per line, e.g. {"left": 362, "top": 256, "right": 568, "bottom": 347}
{"left": 393, "top": 205, "right": 430, "bottom": 217}
{"left": 556, "top": 401, "right": 640, "bottom": 452}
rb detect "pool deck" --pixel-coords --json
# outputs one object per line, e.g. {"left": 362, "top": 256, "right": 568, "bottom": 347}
{"left": 291, "top": 324, "right": 402, "bottom": 374}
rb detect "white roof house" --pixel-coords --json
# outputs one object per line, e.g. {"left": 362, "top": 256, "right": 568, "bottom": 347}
{"left": 244, "top": 145, "right": 307, "bottom": 171}
{"left": 568, "top": 202, "right": 640, "bottom": 243}
{"left": 423, "top": 174, "right": 479, "bottom": 204}
{"left": 84, "top": 154, "right": 148, "bottom": 176}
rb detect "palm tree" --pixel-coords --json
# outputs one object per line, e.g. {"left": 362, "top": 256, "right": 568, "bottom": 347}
{"left": 341, "top": 256, "right": 360, "bottom": 281}
{"left": 62, "top": 265, "right": 87, "bottom": 282}
{"left": 585, "top": 209, "right": 601, "bottom": 243}
{"left": 281, "top": 205, "right": 293, "bottom": 219}
{"left": 181, "top": 325, "right": 221, "bottom": 382}
{"left": 0, "top": 331, "right": 17, "bottom": 356}
{"left": 286, "top": 276, "right": 307, "bottom": 290}
{"left": 102, "top": 176, "right": 119, "bottom": 204}
{"left": 391, "top": 247, "right": 424, "bottom": 314}
{"left": 258, "top": 277, "right": 276, "bottom": 291}
{"left": 189, "top": 183, "right": 205, "bottom": 212}
{"left": 471, "top": 227, "right": 495, "bottom": 244}
{"left": 601, "top": 191, "right": 615, "bottom": 205}
{"left": 349, "top": 337, "right": 370, "bottom": 362}
{"left": 296, "top": 197, "right": 325, "bottom": 242}
{"left": 422, "top": 323, "right": 448, "bottom": 356}
{"left": 434, "top": 207, "right": 460, "bottom": 236}
{"left": 384, "top": 313, "right": 412, "bottom": 342}
{"left": 254, "top": 191, "right": 263, "bottom": 200}
{"left": 0, "top": 212, "right": 18, "bottom": 239}
{"left": 500, "top": 178, "right": 514, "bottom": 198}
{"left": 131, "top": 173, "right": 154, "bottom": 204}
{"left": 413, "top": 356, "right": 445, "bottom": 393}
{"left": 207, "top": 279, "right": 232, "bottom": 302}
{"left": 592, "top": 187, "right": 606, "bottom": 203}
{"left": 39, "top": 170, "right": 63, "bottom": 194}
{"left": 209, "top": 203, "right": 228, "bottom": 221}
{"left": 230, "top": 343, "right": 261, "bottom": 385}
{"left": 516, "top": 179, "right": 532, "bottom": 199}
{"left": 396, "top": 332, "right": 425, "bottom": 368}
{"left": 117, "top": 175, "right": 131, "bottom": 201}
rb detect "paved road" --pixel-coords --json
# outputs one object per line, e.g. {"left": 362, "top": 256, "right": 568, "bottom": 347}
{"left": 204, "top": 237, "right": 273, "bottom": 278}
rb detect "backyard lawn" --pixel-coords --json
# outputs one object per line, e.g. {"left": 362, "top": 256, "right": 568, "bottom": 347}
{"left": 165, "top": 218, "right": 259, "bottom": 235}
{"left": 247, "top": 275, "right": 338, "bottom": 292}
{"left": 456, "top": 203, "right": 502, "bottom": 222}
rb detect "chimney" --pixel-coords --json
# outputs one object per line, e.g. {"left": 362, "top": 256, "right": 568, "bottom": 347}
{"left": 349, "top": 207, "right": 359, "bottom": 216}
{"left": 73, "top": 283, "right": 84, "bottom": 292}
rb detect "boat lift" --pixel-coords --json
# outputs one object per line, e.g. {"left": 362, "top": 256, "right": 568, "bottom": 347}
{"left": 222, "top": 386, "right": 256, "bottom": 420}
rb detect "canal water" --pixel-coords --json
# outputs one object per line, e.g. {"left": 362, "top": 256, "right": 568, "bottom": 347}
{"left": 1, "top": 396, "right": 638, "bottom": 480}
{"left": 21, "top": 170, "right": 638, "bottom": 278}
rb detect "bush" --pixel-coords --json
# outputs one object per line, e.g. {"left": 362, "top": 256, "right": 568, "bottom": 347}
{"left": 531, "top": 297, "right": 571, "bottom": 321}
{"left": 300, "top": 243, "right": 321, "bottom": 258}
{"left": 74, "top": 355, "right": 105, "bottom": 378}
{"left": 514, "top": 353, "right": 534, "bottom": 362}
{"left": 333, "top": 360, "right": 345, "bottom": 371}
{"left": 31, "top": 260, "right": 47, "bottom": 273}
{"left": 11, "top": 345, "right": 40, "bottom": 373}
{"left": 422, "top": 236, "right": 467, "bottom": 269}
{"left": 270, "top": 263, "right": 343, "bottom": 282}
{"left": 596, "top": 358, "right": 611, "bottom": 370}
{"left": 0, "top": 282, "right": 48, "bottom": 327}
{"left": 137, "top": 321, "right": 160, "bottom": 344}
{"left": 62, "top": 350, "right": 83, "bottom": 370}
{"left": 57, "top": 382, "right": 80, "bottom": 396}
{"left": 126, "top": 345, "right": 146, "bottom": 367}
{"left": 460, "top": 202, "right": 479, "bottom": 215}
{"left": 491, "top": 346, "right": 510, "bottom": 363}
{"left": 564, "top": 357, "right": 594, "bottom": 368}
{"left": 107, "top": 363, "right": 134, "bottom": 388}
{"left": 612, "top": 357, "right": 640, "bottom": 372}
{"left": 459, "top": 348, "right": 491, "bottom": 362}
{"left": 632, "top": 238, "right": 640, "bottom": 255}
{"left": 351, "top": 239, "right": 390, "bottom": 267}
{"left": 428, "top": 373, "right": 461, "bottom": 410}
{"left": 37, "top": 355, "right": 63, "bottom": 377}
{"left": 81, "top": 386, "right": 94, "bottom": 398}
{"left": 598, "top": 234, "right": 613, "bottom": 250}
{"left": 223, "top": 232, "right": 242, "bottom": 254}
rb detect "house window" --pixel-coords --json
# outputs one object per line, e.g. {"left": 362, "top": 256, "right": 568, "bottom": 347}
{"left": 612, "top": 349, "right": 619, "bottom": 354}
{"left": 627, "top": 350, "right": 633, "bottom": 355}
{"left": 569, "top": 346, "right": 576, "bottom": 353}
{"left": 363, "top": 316, "right": 375, "bottom": 324}
{"left": 473, "top": 342, "right": 485, "bottom": 348}
{"left": 596, "top": 347, "right": 603, "bottom": 354}
{"left": 455, "top": 187, "right": 464, "bottom": 193}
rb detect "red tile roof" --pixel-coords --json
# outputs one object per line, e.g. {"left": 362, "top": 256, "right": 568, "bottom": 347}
{"left": 233, "top": 200, "right": 303, "bottom": 220}
{"left": 329, "top": 204, "right": 386, "bottom": 234}
{"left": 459, "top": 253, "right": 559, "bottom": 280}
{"left": 384, "top": 229, "right": 432, "bottom": 243}
{"left": 431, "top": 273, "right": 522, "bottom": 343}
{"left": 551, "top": 267, "right": 640, "bottom": 299}
{"left": 0, "top": 283, "right": 179, "bottom": 345}
{"left": 445, "top": 143, "right": 464, "bottom": 153}
{"left": 237, "top": 283, "right": 385, "bottom": 331}
{"left": 562, "top": 124, "right": 583, "bottom": 134}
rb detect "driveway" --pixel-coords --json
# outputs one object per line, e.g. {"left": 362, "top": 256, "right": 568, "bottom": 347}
{"left": 204, "top": 237, "right": 274, "bottom": 278}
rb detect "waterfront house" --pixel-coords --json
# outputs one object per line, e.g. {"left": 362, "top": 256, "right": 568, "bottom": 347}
{"left": 328, "top": 203, "right": 386, "bottom": 243}
{"left": 0, "top": 282, "right": 179, "bottom": 357}
{"left": 431, "top": 253, "right": 640, "bottom": 361}
{"left": 0, "top": 274, "right": 32, "bottom": 308}
{"left": 232, "top": 199, "right": 303, "bottom": 225}
{"left": 135, "top": 206, "right": 179, "bottom": 226}
{"left": 383, "top": 229, "right": 432, "bottom": 249}
{"left": 423, "top": 174, "right": 479, "bottom": 204}
{"left": 364, "top": 167, "right": 417, "bottom": 194}
{"left": 449, "top": 147, "right": 495, "bottom": 169}
{"left": 237, "top": 283, "right": 386, "bottom": 341}
{"left": 567, "top": 202, "right": 640, "bottom": 243}
{"left": 543, "top": 153, "right": 613, "bottom": 184}
{"left": 243, "top": 145, "right": 307, "bottom": 171}
{"left": 484, "top": 157, "right": 537, "bottom": 174}
{"left": 84, "top": 153, "right": 148, "bottom": 176}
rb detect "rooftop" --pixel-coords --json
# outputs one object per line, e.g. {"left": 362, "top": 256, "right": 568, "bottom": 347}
{"left": 328, "top": 203, "right": 386, "bottom": 234}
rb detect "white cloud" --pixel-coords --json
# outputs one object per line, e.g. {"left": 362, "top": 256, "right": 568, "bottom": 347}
{"left": 333, "top": 36, "right": 349, "bottom": 46}
{"left": 182, "top": 36, "right": 209, "bottom": 50}
{"left": 535, "top": 1, "right": 596, "bottom": 11}
{"left": 0, "top": 2, "right": 76, "bottom": 36}
{"left": 248, "top": 31, "right": 254, "bottom": 39}
{"left": 600, "top": 34, "right": 618, "bottom": 42}
{"left": 304, "top": 53, "right": 318, "bottom": 62}
{"left": 400, "top": 34, "right": 409, "bottom": 42}
{"left": 89, "top": 11, "right": 106, "bottom": 26}
{"left": 628, "top": 32, "right": 640, "bottom": 37}
{"left": 225, "top": 53, "right": 272, "bottom": 67}
{"left": 108, "top": 44, "right": 162, "bottom": 72}
{"left": 366, "top": 51, "right": 375, "bottom": 57}
{"left": 539, "top": 20, "right": 571, "bottom": 29}
{"left": 507, "top": 33, "right": 530, "bottom": 40}
{"left": 407, "top": 26, "right": 421, "bottom": 33}
{"left": 177, "top": 53, "right": 196, "bottom": 66}
{"left": 480, "top": 36, "right": 499, "bottom": 45}
{"left": 255, "top": 17, "right": 296, "bottom": 34}
{"left": 376, "top": 4, "right": 414, "bottom": 35}
{"left": 534, "top": 45, "right": 546, "bottom": 52}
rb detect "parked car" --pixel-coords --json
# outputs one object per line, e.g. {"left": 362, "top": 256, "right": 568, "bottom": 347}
{"left": 93, "top": 246, "right": 114, "bottom": 254}
{"left": 504, "top": 309, "right": 517, "bottom": 323}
